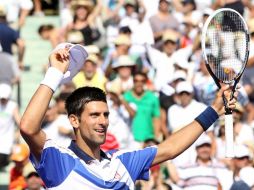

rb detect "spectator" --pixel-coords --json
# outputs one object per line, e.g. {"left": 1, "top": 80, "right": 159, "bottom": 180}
{"left": 106, "top": 55, "right": 136, "bottom": 95}
{"left": 66, "top": 0, "right": 103, "bottom": 46}
{"left": 9, "top": 143, "right": 31, "bottom": 190}
{"left": 38, "top": 24, "right": 66, "bottom": 48}
{"left": 41, "top": 101, "right": 73, "bottom": 147}
{"left": 72, "top": 54, "right": 107, "bottom": 91}
{"left": 0, "top": 83, "right": 21, "bottom": 169}
{"left": 101, "top": 91, "right": 137, "bottom": 151}
{"left": 103, "top": 34, "right": 132, "bottom": 78}
{"left": 0, "top": 5, "right": 25, "bottom": 69}
{"left": 177, "top": 134, "right": 232, "bottom": 190}
{"left": 167, "top": 81, "right": 211, "bottom": 166}
{"left": 149, "top": 0, "right": 179, "bottom": 49}
{"left": 54, "top": 92, "right": 71, "bottom": 114}
{"left": 123, "top": 72, "right": 161, "bottom": 144}
{"left": 0, "top": 52, "right": 20, "bottom": 85}
{"left": 232, "top": 144, "right": 254, "bottom": 187}
{"left": 146, "top": 30, "right": 179, "bottom": 91}
{"left": 24, "top": 171, "right": 46, "bottom": 190}
{"left": 0, "top": 0, "right": 33, "bottom": 30}
{"left": 233, "top": 103, "right": 254, "bottom": 146}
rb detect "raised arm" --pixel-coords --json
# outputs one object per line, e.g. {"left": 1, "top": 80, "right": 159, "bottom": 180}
{"left": 20, "top": 48, "right": 70, "bottom": 160}
{"left": 153, "top": 85, "right": 238, "bottom": 165}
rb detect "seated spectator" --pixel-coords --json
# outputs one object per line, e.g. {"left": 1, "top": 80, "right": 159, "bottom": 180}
{"left": 24, "top": 171, "right": 46, "bottom": 190}
{"left": 106, "top": 55, "right": 136, "bottom": 95}
{"left": 232, "top": 144, "right": 254, "bottom": 188}
{"left": 72, "top": 54, "right": 107, "bottom": 91}
{"left": 9, "top": 143, "right": 32, "bottom": 190}
{"left": 177, "top": 134, "right": 232, "bottom": 190}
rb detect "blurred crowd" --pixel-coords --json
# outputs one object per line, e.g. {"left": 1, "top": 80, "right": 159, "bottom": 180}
{"left": 1, "top": 0, "right": 254, "bottom": 189}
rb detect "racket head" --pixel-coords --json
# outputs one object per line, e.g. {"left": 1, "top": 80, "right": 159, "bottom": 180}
{"left": 201, "top": 8, "right": 250, "bottom": 86}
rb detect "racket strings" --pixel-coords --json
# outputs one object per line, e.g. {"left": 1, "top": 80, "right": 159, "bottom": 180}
{"left": 205, "top": 11, "right": 248, "bottom": 83}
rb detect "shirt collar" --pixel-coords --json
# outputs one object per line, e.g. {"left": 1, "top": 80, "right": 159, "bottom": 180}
{"left": 68, "top": 140, "right": 110, "bottom": 164}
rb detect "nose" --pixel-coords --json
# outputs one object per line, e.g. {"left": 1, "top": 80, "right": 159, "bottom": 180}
{"left": 98, "top": 114, "right": 109, "bottom": 126}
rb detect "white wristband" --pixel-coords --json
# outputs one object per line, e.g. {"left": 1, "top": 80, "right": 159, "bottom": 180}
{"left": 40, "top": 67, "right": 64, "bottom": 92}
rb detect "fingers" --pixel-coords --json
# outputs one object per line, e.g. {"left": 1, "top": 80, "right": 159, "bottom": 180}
{"left": 55, "top": 49, "right": 69, "bottom": 62}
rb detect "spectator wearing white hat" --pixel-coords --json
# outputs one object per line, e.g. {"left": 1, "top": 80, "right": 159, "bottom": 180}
{"left": 0, "top": 83, "right": 21, "bottom": 169}
{"left": 106, "top": 55, "right": 135, "bottom": 95}
{"left": 232, "top": 144, "right": 254, "bottom": 188}
{"left": 177, "top": 134, "right": 232, "bottom": 190}
{"left": 167, "top": 81, "right": 211, "bottom": 167}
{"left": 159, "top": 70, "right": 187, "bottom": 138}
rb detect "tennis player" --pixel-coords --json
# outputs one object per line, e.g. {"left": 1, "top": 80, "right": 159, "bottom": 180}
{"left": 20, "top": 44, "right": 238, "bottom": 190}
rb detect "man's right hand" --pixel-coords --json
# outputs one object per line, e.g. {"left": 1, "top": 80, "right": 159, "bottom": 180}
{"left": 49, "top": 48, "right": 70, "bottom": 74}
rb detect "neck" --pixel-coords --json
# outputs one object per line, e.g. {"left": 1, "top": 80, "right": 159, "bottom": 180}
{"left": 76, "top": 135, "right": 101, "bottom": 160}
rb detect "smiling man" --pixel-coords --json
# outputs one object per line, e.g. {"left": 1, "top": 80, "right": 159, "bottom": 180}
{"left": 19, "top": 43, "right": 238, "bottom": 190}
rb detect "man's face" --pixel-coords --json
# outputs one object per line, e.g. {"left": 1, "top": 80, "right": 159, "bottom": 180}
{"left": 79, "top": 101, "right": 109, "bottom": 147}
{"left": 26, "top": 176, "right": 42, "bottom": 189}
{"left": 196, "top": 143, "right": 212, "bottom": 162}
{"left": 177, "top": 91, "right": 193, "bottom": 107}
{"left": 133, "top": 74, "right": 146, "bottom": 95}
{"left": 83, "top": 61, "right": 96, "bottom": 79}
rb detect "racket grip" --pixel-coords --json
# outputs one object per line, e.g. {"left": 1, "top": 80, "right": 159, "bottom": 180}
{"left": 225, "top": 114, "right": 234, "bottom": 158}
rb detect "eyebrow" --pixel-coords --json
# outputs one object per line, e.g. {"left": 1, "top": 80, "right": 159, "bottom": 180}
{"left": 89, "top": 111, "right": 110, "bottom": 116}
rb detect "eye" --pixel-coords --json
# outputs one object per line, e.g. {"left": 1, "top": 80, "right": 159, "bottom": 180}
{"left": 104, "top": 112, "right": 109, "bottom": 119}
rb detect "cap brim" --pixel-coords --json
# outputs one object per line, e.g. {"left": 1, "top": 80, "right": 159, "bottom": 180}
{"left": 69, "top": 44, "right": 88, "bottom": 71}
{"left": 51, "top": 43, "right": 88, "bottom": 84}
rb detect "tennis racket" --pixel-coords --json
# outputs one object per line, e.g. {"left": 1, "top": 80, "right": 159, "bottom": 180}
{"left": 201, "top": 8, "right": 250, "bottom": 157}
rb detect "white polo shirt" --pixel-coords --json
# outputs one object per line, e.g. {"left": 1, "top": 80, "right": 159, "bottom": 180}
{"left": 30, "top": 140, "right": 157, "bottom": 190}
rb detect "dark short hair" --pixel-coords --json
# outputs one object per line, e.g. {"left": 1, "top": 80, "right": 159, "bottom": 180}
{"left": 65, "top": 86, "right": 107, "bottom": 117}
{"left": 55, "top": 92, "right": 71, "bottom": 102}
{"left": 133, "top": 71, "right": 148, "bottom": 81}
{"left": 26, "top": 171, "right": 40, "bottom": 179}
{"left": 38, "top": 24, "right": 54, "bottom": 34}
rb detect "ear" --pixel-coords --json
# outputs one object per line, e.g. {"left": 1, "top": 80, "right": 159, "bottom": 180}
{"left": 69, "top": 114, "right": 80, "bottom": 129}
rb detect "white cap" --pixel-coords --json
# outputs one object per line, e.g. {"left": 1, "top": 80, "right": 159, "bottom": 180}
{"left": 195, "top": 134, "right": 211, "bottom": 147}
{"left": 203, "top": 8, "right": 214, "bottom": 16}
{"left": 234, "top": 144, "right": 250, "bottom": 158}
{"left": 239, "top": 167, "right": 254, "bottom": 187}
{"left": 173, "top": 57, "right": 189, "bottom": 70}
{"left": 51, "top": 43, "right": 88, "bottom": 84}
{"left": 112, "top": 55, "right": 135, "bottom": 69}
{"left": 176, "top": 81, "right": 193, "bottom": 94}
{"left": 0, "top": 83, "right": 12, "bottom": 99}
{"left": 172, "top": 70, "right": 187, "bottom": 82}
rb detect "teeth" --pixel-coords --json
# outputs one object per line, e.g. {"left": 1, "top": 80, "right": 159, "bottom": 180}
{"left": 95, "top": 129, "right": 104, "bottom": 132}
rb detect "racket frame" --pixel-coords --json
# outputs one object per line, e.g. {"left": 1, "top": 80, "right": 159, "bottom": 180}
{"left": 201, "top": 8, "right": 250, "bottom": 157}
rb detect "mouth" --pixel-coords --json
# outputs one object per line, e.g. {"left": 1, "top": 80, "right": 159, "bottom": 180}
{"left": 95, "top": 129, "right": 106, "bottom": 135}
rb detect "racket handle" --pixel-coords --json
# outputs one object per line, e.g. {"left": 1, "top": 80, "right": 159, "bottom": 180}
{"left": 225, "top": 114, "right": 234, "bottom": 158}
